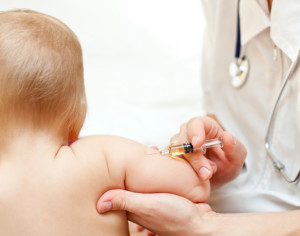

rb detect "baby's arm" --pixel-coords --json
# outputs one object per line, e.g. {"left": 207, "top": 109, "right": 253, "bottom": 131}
{"left": 71, "top": 135, "right": 210, "bottom": 203}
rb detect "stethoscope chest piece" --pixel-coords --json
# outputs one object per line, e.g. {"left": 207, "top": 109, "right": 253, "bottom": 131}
{"left": 229, "top": 55, "right": 249, "bottom": 88}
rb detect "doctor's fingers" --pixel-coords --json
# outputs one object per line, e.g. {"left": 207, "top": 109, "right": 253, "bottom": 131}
{"left": 170, "top": 116, "right": 219, "bottom": 144}
{"left": 185, "top": 153, "right": 217, "bottom": 181}
{"left": 169, "top": 134, "right": 217, "bottom": 180}
{"left": 97, "top": 190, "right": 173, "bottom": 233}
{"left": 186, "top": 116, "right": 223, "bottom": 148}
{"left": 98, "top": 190, "right": 208, "bottom": 236}
{"left": 221, "top": 131, "right": 247, "bottom": 168}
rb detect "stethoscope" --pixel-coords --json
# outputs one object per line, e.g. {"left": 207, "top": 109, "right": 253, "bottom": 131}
{"left": 229, "top": 0, "right": 249, "bottom": 88}
{"left": 229, "top": 0, "right": 300, "bottom": 183}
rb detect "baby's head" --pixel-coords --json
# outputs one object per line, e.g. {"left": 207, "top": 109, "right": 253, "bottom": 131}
{"left": 0, "top": 10, "right": 86, "bottom": 142}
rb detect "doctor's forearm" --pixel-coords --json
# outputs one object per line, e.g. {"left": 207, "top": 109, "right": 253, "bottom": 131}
{"left": 207, "top": 210, "right": 300, "bottom": 236}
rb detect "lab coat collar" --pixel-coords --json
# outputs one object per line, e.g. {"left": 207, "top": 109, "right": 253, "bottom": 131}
{"left": 240, "top": 0, "right": 270, "bottom": 47}
{"left": 271, "top": 0, "right": 300, "bottom": 62}
{"left": 240, "top": 0, "right": 300, "bottom": 62}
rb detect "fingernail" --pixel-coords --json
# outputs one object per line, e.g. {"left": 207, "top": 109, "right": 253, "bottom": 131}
{"left": 199, "top": 167, "right": 211, "bottom": 180}
{"left": 192, "top": 136, "right": 198, "bottom": 147}
{"left": 98, "top": 201, "right": 112, "bottom": 213}
{"left": 232, "top": 135, "right": 237, "bottom": 145}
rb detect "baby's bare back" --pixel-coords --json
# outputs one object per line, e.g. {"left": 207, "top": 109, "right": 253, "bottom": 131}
{"left": 0, "top": 145, "right": 129, "bottom": 236}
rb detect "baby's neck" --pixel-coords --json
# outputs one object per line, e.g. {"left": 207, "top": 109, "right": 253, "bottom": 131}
{"left": 0, "top": 129, "right": 66, "bottom": 162}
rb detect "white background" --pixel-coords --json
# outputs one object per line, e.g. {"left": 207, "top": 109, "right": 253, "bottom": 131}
{"left": 2, "top": 0, "right": 206, "bottom": 148}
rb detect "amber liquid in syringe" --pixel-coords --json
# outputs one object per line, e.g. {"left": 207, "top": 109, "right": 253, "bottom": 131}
{"left": 157, "top": 137, "right": 223, "bottom": 158}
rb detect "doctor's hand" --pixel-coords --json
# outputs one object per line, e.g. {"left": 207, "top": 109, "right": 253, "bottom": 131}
{"left": 97, "top": 189, "right": 215, "bottom": 236}
{"left": 173, "top": 116, "right": 247, "bottom": 189}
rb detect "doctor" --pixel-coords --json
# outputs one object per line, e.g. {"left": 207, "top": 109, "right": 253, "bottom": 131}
{"left": 97, "top": 0, "right": 300, "bottom": 235}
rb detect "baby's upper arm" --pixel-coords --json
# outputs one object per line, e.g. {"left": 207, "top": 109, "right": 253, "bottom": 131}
{"left": 101, "top": 135, "right": 210, "bottom": 202}
{"left": 70, "top": 135, "right": 210, "bottom": 203}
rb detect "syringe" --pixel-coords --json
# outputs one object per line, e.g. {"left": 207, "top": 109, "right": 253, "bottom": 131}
{"left": 152, "top": 137, "right": 223, "bottom": 158}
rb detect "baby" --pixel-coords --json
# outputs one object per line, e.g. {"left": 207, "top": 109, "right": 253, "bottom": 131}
{"left": 0, "top": 10, "right": 210, "bottom": 236}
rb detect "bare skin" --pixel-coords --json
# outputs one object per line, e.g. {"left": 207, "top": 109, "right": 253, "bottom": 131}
{"left": 0, "top": 131, "right": 209, "bottom": 235}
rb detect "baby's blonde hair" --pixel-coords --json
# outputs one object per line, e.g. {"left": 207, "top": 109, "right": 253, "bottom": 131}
{"left": 0, "top": 10, "right": 86, "bottom": 141}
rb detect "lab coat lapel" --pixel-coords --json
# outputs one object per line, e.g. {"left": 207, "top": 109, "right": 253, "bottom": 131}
{"left": 240, "top": 0, "right": 270, "bottom": 46}
{"left": 271, "top": 0, "right": 300, "bottom": 61}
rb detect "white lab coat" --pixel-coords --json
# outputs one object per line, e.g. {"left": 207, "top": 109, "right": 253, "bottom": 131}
{"left": 201, "top": 0, "right": 300, "bottom": 213}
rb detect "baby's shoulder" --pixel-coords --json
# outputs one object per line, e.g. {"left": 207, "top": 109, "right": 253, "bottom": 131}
{"left": 61, "top": 135, "right": 109, "bottom": 169}
{"left": 66, "top": 135, "right": 131, "bottom": 187}
{"left": 68, "top": 135, "right": 106, "bottom": 157}
{"left": 64, "top": 135, "right": 126, "bottom": 182}
{"left": 68, "top": 135, "right": 124, "bottom": 160}
{"left": 54, "top": 135, "right": 123, "bottom": 195}
{"left": 69, "top": 134, "right": 141, "bottom": 159}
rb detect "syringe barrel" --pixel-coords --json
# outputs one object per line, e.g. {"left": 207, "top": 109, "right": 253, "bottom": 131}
{"left": 161, "top": 137, "right": 223, "bottom": 157}
{"left": 168, "top": 143, "right": 193, "bottom": 156}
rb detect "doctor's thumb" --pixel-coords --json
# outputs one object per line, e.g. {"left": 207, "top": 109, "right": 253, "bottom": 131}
{"left": 97, "top": 189, "right": 145, "bottom": 215}
{"left": 97, "top": 189, "right": 127, "bottom": 213}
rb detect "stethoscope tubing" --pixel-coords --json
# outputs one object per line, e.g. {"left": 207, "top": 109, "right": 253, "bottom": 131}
{"left": 235, "top": 0, "right": 242, "bottom": 59}
{"left": 265, "top": 50, "right": 300, "bottom": 184}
